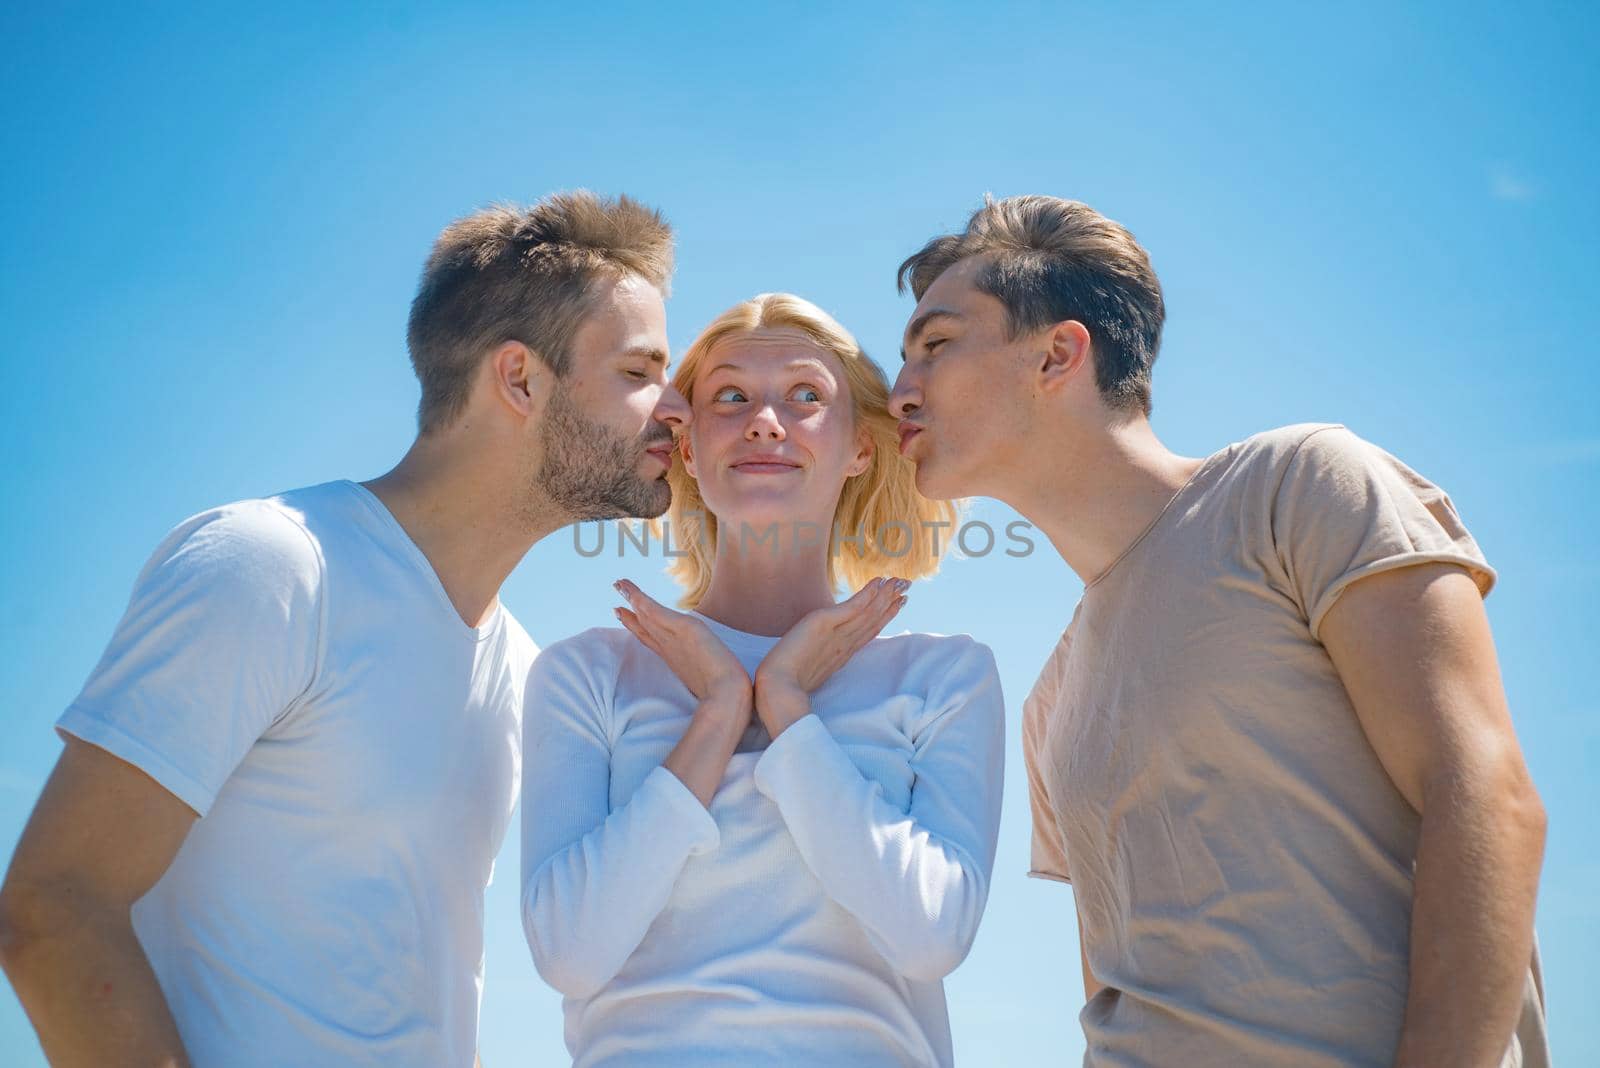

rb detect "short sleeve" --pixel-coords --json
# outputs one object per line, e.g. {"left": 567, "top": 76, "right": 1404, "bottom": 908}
{"left": 1272, "top": 427, "right": 1495, "bottom": 641}
{"left": 1023, "top": 634, "right": 1073, "bottom": 884}
{"left": 56, "top": 501, "right": 324, "bottom": 816}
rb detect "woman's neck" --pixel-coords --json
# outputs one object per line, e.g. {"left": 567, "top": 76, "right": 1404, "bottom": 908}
{"left": 693, "top": 519, "right": 839, "bottom": 637}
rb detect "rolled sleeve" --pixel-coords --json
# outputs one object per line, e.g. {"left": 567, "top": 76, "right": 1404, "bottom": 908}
{"left": 1272, "top": 426, "right": 1495, "bottom": 641}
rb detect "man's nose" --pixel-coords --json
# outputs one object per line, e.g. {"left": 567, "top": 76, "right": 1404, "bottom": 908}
{"left": 888, "top": 370, "right": 921, "bottom": 420}
{"left": 653, "top": 382, "right": 692, "bottom": 431}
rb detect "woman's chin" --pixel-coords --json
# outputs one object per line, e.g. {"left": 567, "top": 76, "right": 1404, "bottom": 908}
{"left": 704, "top": 498, "right": 836, "bottom": 541}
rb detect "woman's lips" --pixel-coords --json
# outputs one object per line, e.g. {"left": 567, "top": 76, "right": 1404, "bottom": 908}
{"left": 731, "top": 455, "right": 801, "bottom": 474}
{"left": 732, "top": 463, "right": 800, "bottom": 474}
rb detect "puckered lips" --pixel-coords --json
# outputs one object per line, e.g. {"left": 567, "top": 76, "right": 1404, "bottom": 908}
{"left": 644, "top": 441, "right": 675, "bottom": 468}
{"left": 729, "top": 451, "right": 803, "bottom": 475}
{"left": 897, "top": 420, "right": 925, "bottom": 456}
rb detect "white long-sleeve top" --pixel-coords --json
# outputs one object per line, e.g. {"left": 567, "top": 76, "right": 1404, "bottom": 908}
{"left": 521, "top": 613, "right": 1005, "bottom": 1067}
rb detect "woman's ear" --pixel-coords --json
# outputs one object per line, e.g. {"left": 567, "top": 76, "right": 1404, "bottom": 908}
{"left": 846, "top": 432, "right": 874, "bottom": 477}
{"left": 679, "top": 432, "right": 698, "bottom": 479}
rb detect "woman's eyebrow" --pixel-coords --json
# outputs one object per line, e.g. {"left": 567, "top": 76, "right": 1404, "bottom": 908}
{"left": 704, "top": 359, "right": 834, "bottom": 379}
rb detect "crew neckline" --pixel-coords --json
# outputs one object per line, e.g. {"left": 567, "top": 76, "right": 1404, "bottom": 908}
{"left": 690, "top": 611, "right": 785, "bottom": 656}
{"left": 343, "top": 481, "right": 506, "bottom": 642}
{"left": 1083, "top": 443, "right": 1239, "bottom": 593}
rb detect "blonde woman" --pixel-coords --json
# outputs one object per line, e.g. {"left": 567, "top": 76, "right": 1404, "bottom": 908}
{"left": 520, "top": 293, "right": 1005, "bottom": 1067}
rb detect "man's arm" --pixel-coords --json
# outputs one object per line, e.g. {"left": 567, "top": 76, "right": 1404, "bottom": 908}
{"left": 1320, "top": 562, "right": 1545, "bottom": 1068}
{"left": 0, "top": 737, "right": 197, "bottom": 1067}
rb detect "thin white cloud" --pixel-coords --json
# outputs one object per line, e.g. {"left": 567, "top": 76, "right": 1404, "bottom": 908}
{"left": 1489, "top": 165, "right": 1538, "bottom": 202}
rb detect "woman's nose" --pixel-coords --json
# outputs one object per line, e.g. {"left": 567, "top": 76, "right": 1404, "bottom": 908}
{"left": 745, "top": 404, "right": 785, "bottom": 440}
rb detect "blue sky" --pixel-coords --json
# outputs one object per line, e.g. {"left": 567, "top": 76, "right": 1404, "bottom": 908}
{"left": 2, "top": 2, "right": 1596, "bottom": 1063}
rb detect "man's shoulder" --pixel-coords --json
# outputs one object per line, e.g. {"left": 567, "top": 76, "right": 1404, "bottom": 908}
{"left": 1188, "top": 424, "right": 1384, "bottom": 512}
{"left": 1230, "top": 423, "right": 1352, "bottom": 470}
{"left": 139, "top": 482, "right": 388, "bottom": 609}
{"left": 156, "top": 490, "right": 332, "bottom": 582}
{"left": 260, "top": 480, "right": 375, "bottom": 547}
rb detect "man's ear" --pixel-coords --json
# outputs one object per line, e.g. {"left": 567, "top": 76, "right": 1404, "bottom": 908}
{"left": 1038, "top": 320, "right": 1093, "bottom": 395}
{"left": 489, "top": 341, "right": 549, "bottom": 419}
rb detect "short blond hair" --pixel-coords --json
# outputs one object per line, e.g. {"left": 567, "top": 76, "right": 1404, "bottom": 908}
{"left": 407, "top": 191, "right": 674, "bottom": 433}
{"left": 899, "top": 195, "right": 1164, "bottom": 415}
{"left": 663, "top": 293, "right": 958, "bottom": 608}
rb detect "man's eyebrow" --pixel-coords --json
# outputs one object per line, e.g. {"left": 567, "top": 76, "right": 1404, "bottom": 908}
{"left": 899, "top": 308, "right": 961, "bottom": 361}
{"left": 622, "top": 346, "right": 668, "bottom": 364}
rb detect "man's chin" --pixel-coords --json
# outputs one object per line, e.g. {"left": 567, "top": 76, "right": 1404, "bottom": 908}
{"left": 912, "top": 458, "right": 964, "bottom": 503}
{"left": 621, "top": 478, "right": 673, "bottom": 521}
{"left": 638, "top": 484, "right": 672, "bottom": 519}
{"left": 558, "top": 479, "right": 672, "bottom": 524}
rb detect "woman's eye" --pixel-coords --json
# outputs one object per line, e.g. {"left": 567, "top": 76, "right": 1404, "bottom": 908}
{"left": 712, "top": 387, "right": 746, "bottom": 403}
{"left": 792, "top": 387, "right": 823, "bottom": 403}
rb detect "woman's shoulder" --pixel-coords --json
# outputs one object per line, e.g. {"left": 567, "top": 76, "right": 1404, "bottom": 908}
{"left": 532, "top": 625, "right": 638, "bottom": 675}
{"left": 863, "top": 631, "right": 1002, "bottom": 727}
{"left": 875, "top": 628, "right": 990, "bottom": 654}
{"left": 869, "top": 629, "right": 997, "bottom": 678}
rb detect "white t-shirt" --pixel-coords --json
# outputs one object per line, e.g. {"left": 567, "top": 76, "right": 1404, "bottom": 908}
{"left": 520, "top": 614, "right": 1006, "bottom": 1068}
{"left": 57, "top": 481, "right": 536, "bottom": 1068}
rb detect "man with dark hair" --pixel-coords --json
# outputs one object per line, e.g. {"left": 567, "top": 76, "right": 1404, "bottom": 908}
{"left": 890, "top": 195, "right": 1549, "bottom": 1067}
{"left": 0, "top": 191, "right": 691, "bottom": 1067}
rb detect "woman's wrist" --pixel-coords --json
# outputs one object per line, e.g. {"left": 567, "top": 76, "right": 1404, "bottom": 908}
{"left": 753, "top": 676, "right": 810, "bottom": 738}
{"left": 699, "top": 679, "right": 754, "bottom": 724}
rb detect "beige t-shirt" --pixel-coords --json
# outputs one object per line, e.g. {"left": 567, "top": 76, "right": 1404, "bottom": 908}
{"left": 1024, "top": 424, "right": 1549, "bottom": 1068}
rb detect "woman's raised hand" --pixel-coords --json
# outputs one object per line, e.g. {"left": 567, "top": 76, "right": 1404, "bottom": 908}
{"left": 613, "top": 580, "right": 752, "bottom": 709}
{"left": 753, "top": 578, "right": 910, "bottom": 736}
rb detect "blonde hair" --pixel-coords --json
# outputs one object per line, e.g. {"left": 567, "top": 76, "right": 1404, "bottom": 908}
{"left": 407, "top": 191, "right": 674, "bottom": 433}
{"left": 663, "top": 293, "right": 958, "bottom": 608}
